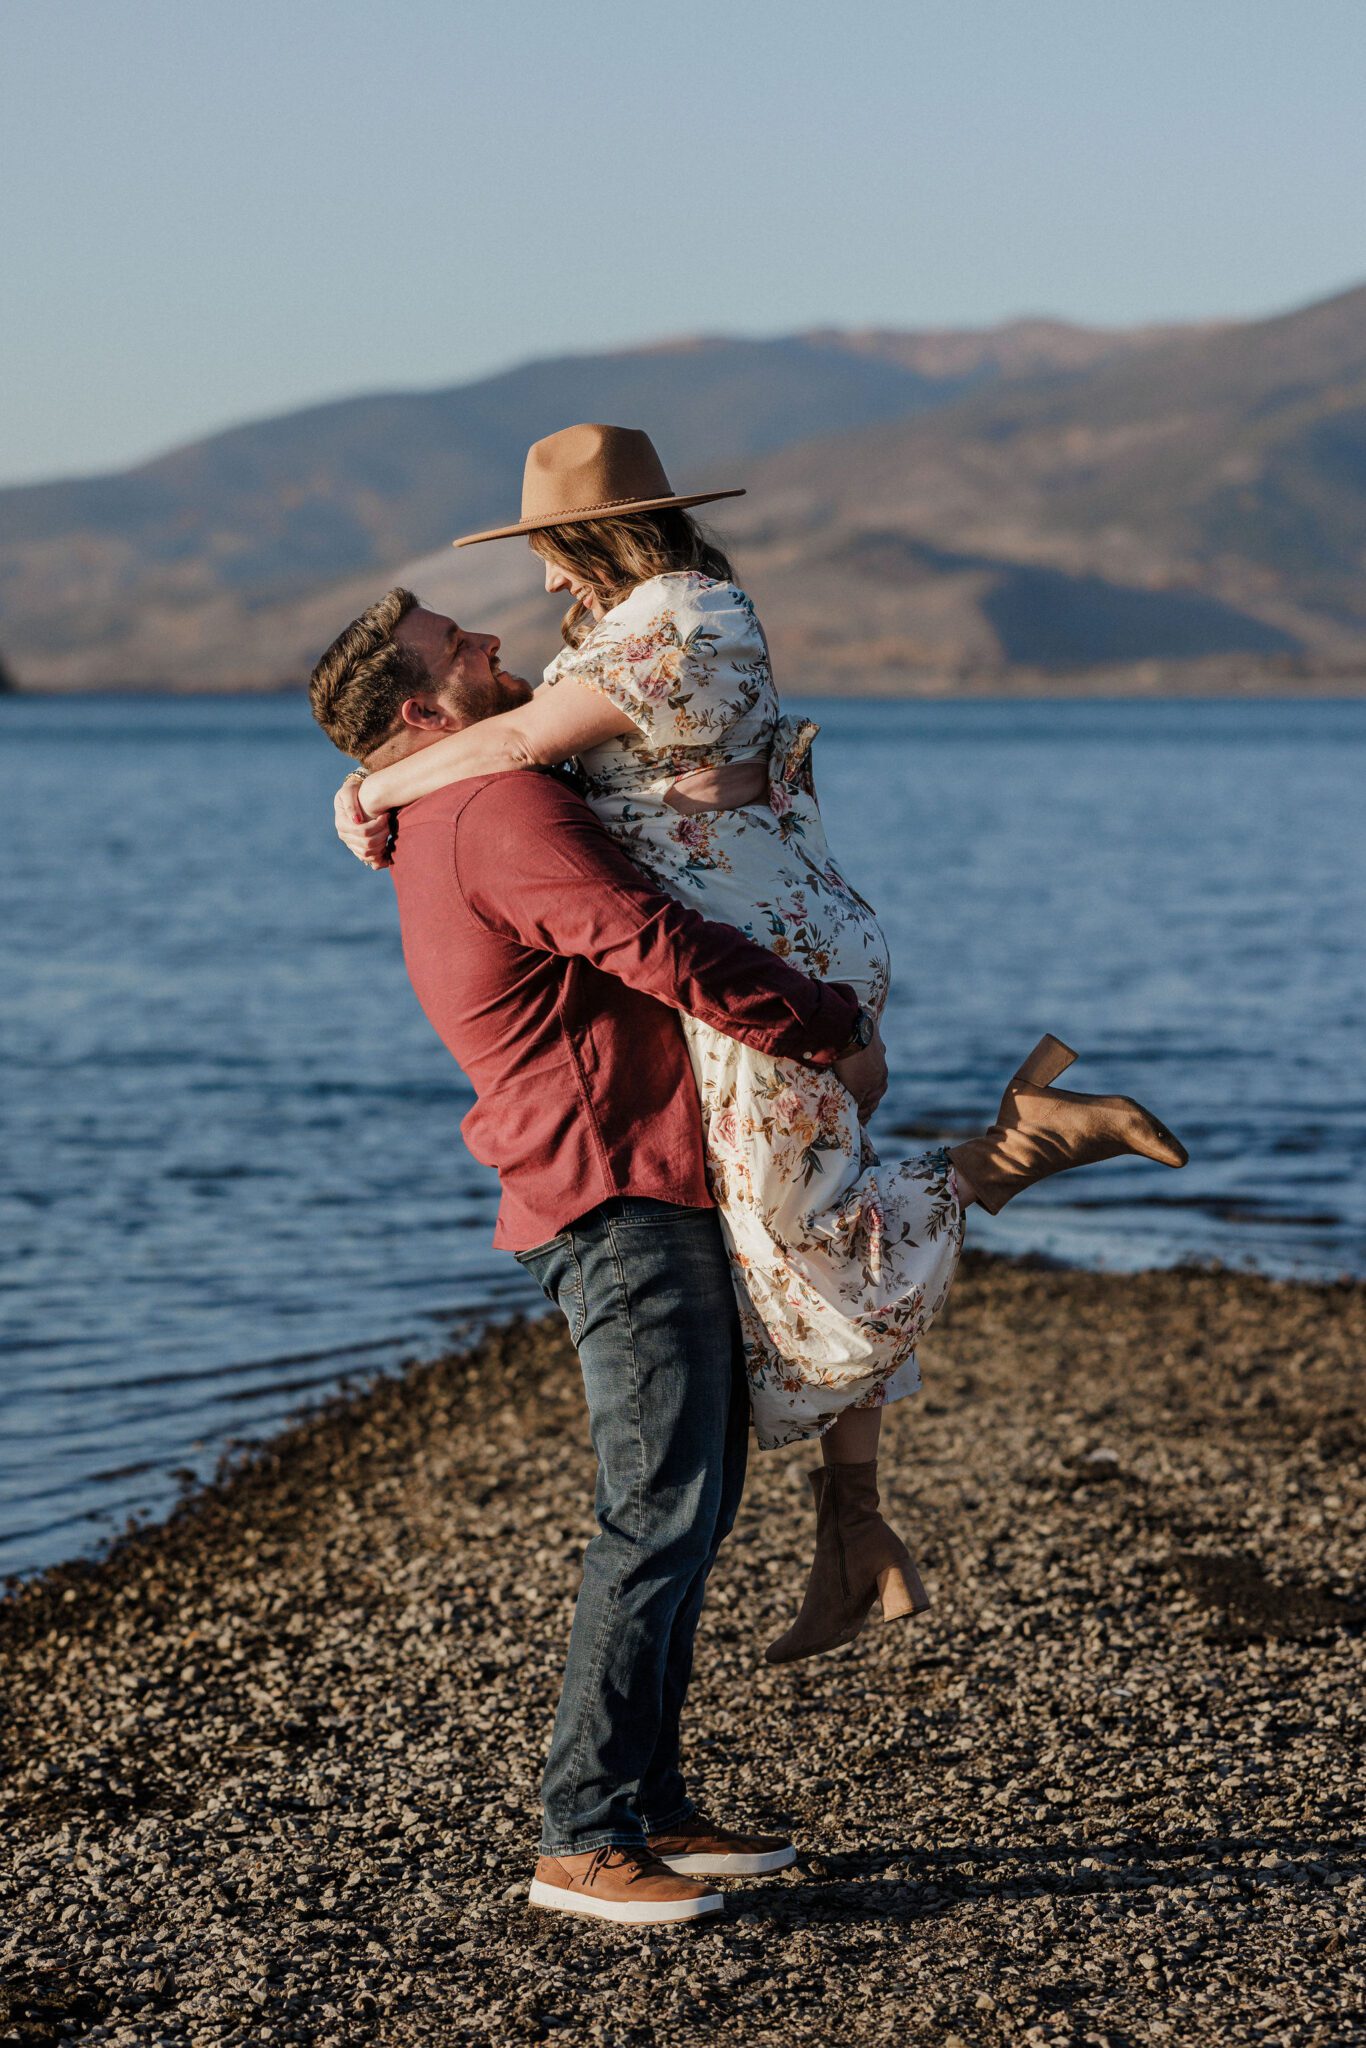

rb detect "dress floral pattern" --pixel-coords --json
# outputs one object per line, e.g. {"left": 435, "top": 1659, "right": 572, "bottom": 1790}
{"left": 545, "top": 571, "right": 965, "bottom": 1449}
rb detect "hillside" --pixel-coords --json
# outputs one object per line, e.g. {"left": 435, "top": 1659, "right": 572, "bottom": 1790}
{"left": 0, "top": 319, "right": 1201, "bottom": 691}
{"left": 3, "top": 290, "right": 1366, "bottom": 692}
{"left": 730, "top": 280, "right": 1366, "bottom": 690}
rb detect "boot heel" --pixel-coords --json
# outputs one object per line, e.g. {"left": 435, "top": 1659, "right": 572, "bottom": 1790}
{"left": 1010, "top": 1033, "right": 1078, "bottom": 1091}
{"left": 875, "top": 1561, "right": 931, "bottom": 1622}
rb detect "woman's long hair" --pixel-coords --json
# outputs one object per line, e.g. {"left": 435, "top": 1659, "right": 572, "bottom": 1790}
{"left": 530, "top": 508, "right": 735, "bottom": 648}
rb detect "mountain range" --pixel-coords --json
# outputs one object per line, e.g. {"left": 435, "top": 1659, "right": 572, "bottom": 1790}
{"left": 3, "top": 282, "right": 1365, "bottom": 694}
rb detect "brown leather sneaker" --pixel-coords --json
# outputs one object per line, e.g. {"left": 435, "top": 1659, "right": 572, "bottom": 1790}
{"left": 528, "top": 1844, "right": 723, "bottom": 1925}
{"left": 646, "top": 1810, "right": 797, "bottom": 1877}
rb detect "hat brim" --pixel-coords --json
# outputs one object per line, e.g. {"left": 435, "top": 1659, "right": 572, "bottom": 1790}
{"left": 452, "top": 486, "right": 746, "bottom": 548}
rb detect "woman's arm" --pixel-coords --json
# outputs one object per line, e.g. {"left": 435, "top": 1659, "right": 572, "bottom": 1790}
{"left": 355, "top": 683, "right": 638, "bottom": 818}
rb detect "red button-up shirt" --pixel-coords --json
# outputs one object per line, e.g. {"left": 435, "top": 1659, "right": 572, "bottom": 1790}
{"left": 388, "top": 769, "right": 860, "bottom": 1251}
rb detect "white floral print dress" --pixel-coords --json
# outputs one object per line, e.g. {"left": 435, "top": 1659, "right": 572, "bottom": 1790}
{"left": 545, "top": 571, "right": 965, "bottom": 1449}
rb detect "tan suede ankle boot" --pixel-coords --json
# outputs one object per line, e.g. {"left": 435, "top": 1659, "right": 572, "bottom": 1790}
{"left": 949, "top": 1034, "right": 1188, "bottom": 1216}
{"left": 764, "top": 1460, "right": 930, "bottom": 1666}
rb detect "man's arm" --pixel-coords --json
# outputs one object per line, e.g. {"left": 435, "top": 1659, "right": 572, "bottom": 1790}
{"left": 456, "top": 772, "right": 862, "bottom": 1068}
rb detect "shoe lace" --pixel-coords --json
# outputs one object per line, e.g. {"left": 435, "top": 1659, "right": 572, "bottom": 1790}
{"left": 584, "top": 1843, "right": 660, "bottom": 1887}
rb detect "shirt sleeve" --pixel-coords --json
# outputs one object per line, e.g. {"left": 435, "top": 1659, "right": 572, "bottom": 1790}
{"left": 545, "top": 576, "right": 761, "bottom": 750}
{"left": 455, "top": 772, "right": 859, "bottom": 1066}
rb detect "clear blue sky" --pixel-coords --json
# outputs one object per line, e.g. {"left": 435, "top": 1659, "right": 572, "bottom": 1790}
{"left": 6, "top": 0, "right": 1365, "bottom": 485}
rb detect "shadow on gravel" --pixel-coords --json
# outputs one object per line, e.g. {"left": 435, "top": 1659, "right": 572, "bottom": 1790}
{"left": 726, "top": 1829, "right": 1365, "bottom": 1922}
{"left": 0, "top": 1968, "right": 109, "bottom": 2046}
{"left": 1174, "top": 1550, "right": 1366, "bottom": 1642}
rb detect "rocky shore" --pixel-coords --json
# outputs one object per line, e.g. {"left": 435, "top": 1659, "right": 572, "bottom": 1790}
{"left": 2, "top": 1255, "right": 1363, "bottom": 2047}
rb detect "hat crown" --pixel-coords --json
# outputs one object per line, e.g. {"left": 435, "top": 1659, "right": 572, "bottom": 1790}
{"left": 521, "top": 423, "right": 674, "bottom": 523}
{"left": 452, "top": 422, "right": 743, "bottom": 544}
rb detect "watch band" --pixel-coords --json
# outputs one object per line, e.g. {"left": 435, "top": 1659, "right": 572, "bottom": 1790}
{"left": 839, "top": 1006, "right": 874, "bottom": 1057}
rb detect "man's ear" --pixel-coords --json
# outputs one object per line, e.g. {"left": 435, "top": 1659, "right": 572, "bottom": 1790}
{"left": 398, "top": 695, "right": 461, "bottom": 733}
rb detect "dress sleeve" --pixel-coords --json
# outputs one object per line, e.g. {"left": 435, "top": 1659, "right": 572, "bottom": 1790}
{"left": 547, "top": 578, "right": 747, "bottom": 751}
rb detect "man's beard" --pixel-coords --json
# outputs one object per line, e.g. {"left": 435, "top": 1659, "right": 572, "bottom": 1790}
{"left": 490, "top": 661, "right": 533, "bottom": 711}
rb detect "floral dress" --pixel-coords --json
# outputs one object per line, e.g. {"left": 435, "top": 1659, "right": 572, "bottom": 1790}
{"left": 545, "top": 571, "right": 965, "bottom": 1449}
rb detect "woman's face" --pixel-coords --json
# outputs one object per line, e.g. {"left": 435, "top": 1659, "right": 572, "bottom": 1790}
{"left": 534, "top": 542, "right": 604, "bottom": 618}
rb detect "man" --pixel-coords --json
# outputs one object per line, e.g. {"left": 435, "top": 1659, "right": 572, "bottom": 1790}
{"left": 309, "top": 589, "right": 885, "bottom": 1927}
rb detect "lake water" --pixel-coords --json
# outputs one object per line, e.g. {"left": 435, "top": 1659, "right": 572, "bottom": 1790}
{"left": 2, "top": 695, "right": 1363, "bottom": 1579}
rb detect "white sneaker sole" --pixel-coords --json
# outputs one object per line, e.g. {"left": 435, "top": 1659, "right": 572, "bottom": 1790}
{"left": 658, "top": 1845, "right": 798, "bottom": 1876}
{"left": 527, "top": 1877, "right": 723, "bottom": 1925}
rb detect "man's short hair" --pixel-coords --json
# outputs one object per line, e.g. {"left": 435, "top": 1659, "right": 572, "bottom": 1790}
{"left": 309, "top": 587, "right": 426, "bottom": 759}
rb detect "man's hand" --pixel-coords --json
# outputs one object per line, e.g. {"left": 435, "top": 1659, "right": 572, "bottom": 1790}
{"left": 834, "top": 1016, "right": 888, "bottom": 1123}
{"left": 334, "top": 775, "right": 393, "bottom": 869}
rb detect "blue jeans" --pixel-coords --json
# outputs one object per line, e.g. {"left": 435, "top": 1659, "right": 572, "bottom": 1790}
{"left": 515, "top": 1196, "right": 749, "bottom": 1855}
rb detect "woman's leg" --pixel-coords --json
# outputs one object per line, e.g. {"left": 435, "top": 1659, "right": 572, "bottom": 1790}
{"left": 776, "top": 1167, "right": 980, "bottom": 1657}
{"left": 821, "top": 1401, "right": 883, "bottom": 1466}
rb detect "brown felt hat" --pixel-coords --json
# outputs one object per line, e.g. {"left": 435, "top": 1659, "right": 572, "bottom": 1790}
{"left": 452, "top": 422, "right": 745, "bottom": 547}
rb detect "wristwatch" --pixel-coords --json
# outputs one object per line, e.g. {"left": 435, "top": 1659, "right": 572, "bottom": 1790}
{"left": 839, "top": 1006, "right": 875, "bottom": 1056}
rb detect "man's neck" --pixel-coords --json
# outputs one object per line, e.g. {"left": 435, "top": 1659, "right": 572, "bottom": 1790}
{"left": 363, "top": 722, "right": 469, "bottom": 774}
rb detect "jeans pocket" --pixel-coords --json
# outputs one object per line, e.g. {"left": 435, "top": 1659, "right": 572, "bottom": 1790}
{"left": 514, "top": 1231, "right": 570, "bottom": 1264}
{"left": 516, "top": 1234, "right": 587, "bottom": 1347}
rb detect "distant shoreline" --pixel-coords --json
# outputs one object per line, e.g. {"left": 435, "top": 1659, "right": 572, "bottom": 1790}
{"left": 7, "top": 673, "right": 1366, "bottom": 701}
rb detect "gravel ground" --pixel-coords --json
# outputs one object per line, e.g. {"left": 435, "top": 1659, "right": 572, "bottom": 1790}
{"left": 2, "top": 1252, "right": 1364, "bottom": 2048}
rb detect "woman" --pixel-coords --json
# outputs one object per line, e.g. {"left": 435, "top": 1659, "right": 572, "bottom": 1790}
{"left": 333, "top": 423, "right": 1187, "bottom": 1663}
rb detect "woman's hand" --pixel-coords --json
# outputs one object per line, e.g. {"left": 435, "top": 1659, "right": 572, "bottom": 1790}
{"left": 334, "top": 775, "right": 393, "bottom": 870}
